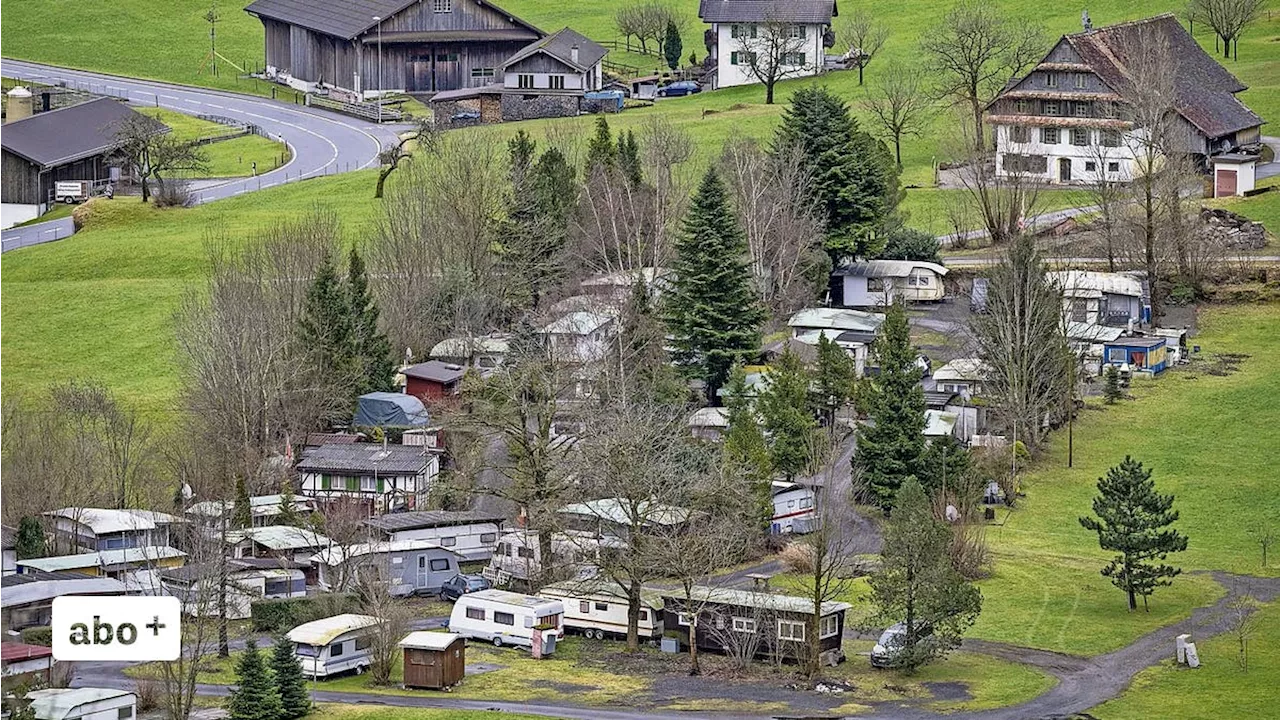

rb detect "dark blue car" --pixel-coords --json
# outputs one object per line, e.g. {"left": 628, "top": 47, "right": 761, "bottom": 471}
{"left": 657, "top": 81, "right": 701, "bottom": 97}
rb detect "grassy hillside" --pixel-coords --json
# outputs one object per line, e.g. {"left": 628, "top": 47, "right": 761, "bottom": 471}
{"left": 138, "top": 107, "right": 289, "bottom": 177}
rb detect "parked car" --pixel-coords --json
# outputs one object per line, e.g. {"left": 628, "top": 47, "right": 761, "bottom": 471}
{"left": 657, "top": 81, "right": 701, "bottom": 97}
{"left": 439, "top": 573, "right": 491, "bottom": 602}
{"left": 870, "top": 622, "right": 933, "bottom": 668}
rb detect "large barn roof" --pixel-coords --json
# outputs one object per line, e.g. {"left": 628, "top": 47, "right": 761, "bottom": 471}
{"left": 246, "top": 0, "right": 542, "bottom": 41}
{"left": 0, "top": 98, "right": 161, "bottom": 169}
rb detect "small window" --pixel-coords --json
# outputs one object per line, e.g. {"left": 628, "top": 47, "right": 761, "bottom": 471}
{"left": 330, "top": 642, "right": 345, "bottom": 657}
{"left": 819, "top": 615, "right": 839, "bottom": 638}
{"left": 517, "top": 74, "right": 534, "bottom": 89}
{"left": 1101, "top": 129, "right": 1121, "bottom": 147}
{"left": 548, "top": 75, "right": 565, "bottom": 90}
{"left": 355, "top": 636, "right": 371, "bottom": 651}
{"left": 1074, "top": 101, "right": 1090, "bottom": 118}
{"left": 1074, "top": 73, "right": 1087, "bottom": 89}
{"left": 1010, "top": 125, "right": 1029, "bottom": 143}
{"left": 1044, "top": 72, "right": 1057, "bottom": 88}
{"left": 517, "top": 546, "right": 534, "bottom": 559}
{"left": 777, "top": 619, "right": 806, "bottom": 641}
{"left": 480, "top": 533, "right": 498, "bottom": 544}
{"left": 433, "top": 0, "right": 452, "bottom": 12}
{"left": 494, "top": 611, "right": 515, "bottom": 626}
{"left": 440, "top": 536, "right": 457, "bottom": 547}
{"left": 799, "top": 497, "right": 813, "bottom": 509}
{"left": 1071, "top": 299, "right": 1089, "bottom": 322}
{"left": 731, "top": 617, "right": 756, "bottom": 633}
{"left": 1043, "top": 100, "right": 1060, "bottom": 116}
{"left": 677, "top": 612, "right": 693, "bottom": 626}
{"left": 787, "top": 24, "right": 806, "bottom": 39}
{"left": 594, "top": 602, "right": 609, "bottom": 611}
{"left": 1085, "top": 161, "right": 1097, "bottom": 172}
{"left": 1070, "top": 128, "right": 1089, "bottom": 146}
{"left": 470, "top": 67, "right": 495, "bottom": 78}
{"left": 788, "top": 499, "right": 796, "bottom": 509}
{"left": 1041, "top": 127, "right": 1060, "bottom": 144}
{"left": 429, "top": 558, "right": 450, "bottom": 572}
{"left": 1107, "top": 161, "right": 1120, "bottom": 173}
{"left": 118, "top": 708, "right": 134, "bottom": 720}
{"left": 866, "top": 277, "right": 885, "bottom": 292}
{"left": 782, "top": 52, "right": 806, "bottom": 66}
{"left": 1015, "top": 99, "right": 1029, "bottom": 114}
{"left": 435, "top": 53, "right": 459, "bottom": 62}
{"left": 1108, "top": 348, "right": 1127, "bottom": 363}
{"left": 466, "top": 606, "right": 485, "bottom": 620}
{"left": 639, "top": 609, "right": 649, "bottom": 621}
{"left": 360, "top": 476, "right": 376, "bottom": 491}
{"left": 580, "top": 600, "right": 590, "bottom": 613}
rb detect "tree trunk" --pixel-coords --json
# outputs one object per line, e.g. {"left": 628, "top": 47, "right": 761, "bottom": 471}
{"left": 971, "top": 96, "right": 985, "bottom": 150}
{"left": 858, "top": 63, "right": 864, "bottom": 85}
{"left": 766, "top": 80, "right": 775, "bottom": 105}
{"left": 626, "top": 579, "right": 641, "bottom": 652}
{"left": 1222, "top": 36, "right": 1231, "bottom": 58}
{"left": 1128, "top": 587, "right": 1137, "bottom": 611}
{"left": 374, "top": 164, "right": 395, "bottom": 199}
{"left": 894, "top": 136, "right": 902, "bottom": 168}
{"left": 688, "top": 621, "right": 701, "bottom": 675}
{"left": 140, "top": 177, "right": 150, "bottom": 203}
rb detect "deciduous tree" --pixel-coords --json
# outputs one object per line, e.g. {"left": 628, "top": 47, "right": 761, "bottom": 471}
{"left": 1188, "top": 0, "right": 1265, "bottom": 59}
{"left": 861, "top": 64, "right": 934, "bottom": 167}
{"left": 840, "top": 9, "right": 888, "bottom": 85}
{"left": 734, "top": 17, "right": 816, "bottom": 104}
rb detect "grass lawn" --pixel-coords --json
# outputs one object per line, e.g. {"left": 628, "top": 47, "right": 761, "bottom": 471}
{"left": 138, "top": 107, "right": 290, "bottom": 178}
{"left": 1089, "top": 599, "right": 1280, "bottom": 719}
{"left": 315, "top": 706, "right": 547, "bottom": 720}
{"left": 10, "top": 201, "right": 76, "bottom": 228}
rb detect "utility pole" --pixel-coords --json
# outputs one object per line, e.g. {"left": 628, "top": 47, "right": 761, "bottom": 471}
{"left": 205, "top": 1, "right": 220, "bottom": 77}
{"left": 372, "top": 15, "right": 383, "bottom": 122}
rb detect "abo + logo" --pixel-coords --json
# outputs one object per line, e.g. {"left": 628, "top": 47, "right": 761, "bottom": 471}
{"left": 53, "top": 596, "right": 181, "bottom": 661}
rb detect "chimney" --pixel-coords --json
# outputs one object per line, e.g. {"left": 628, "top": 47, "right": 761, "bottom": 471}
{"left": 6, "top": 86, "right": 33, "bottom": 123}
{"left": 571, "top": 44, "right": 580, "bottom": 65}
{"left": 1081, "top": 9, "right": 1092, "bottom": 31}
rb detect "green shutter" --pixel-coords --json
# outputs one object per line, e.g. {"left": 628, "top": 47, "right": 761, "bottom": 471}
{"left": 320, "top": 475, "right": 330, "bottom": 490}
{"left": 377, "top": 478, "right": 385, "bottom": 493}
{"left": 730, "top": 51, "right": 738, "bottom": 66}
{"left": 346, "top": 476, "right": 358, "bottom": 491}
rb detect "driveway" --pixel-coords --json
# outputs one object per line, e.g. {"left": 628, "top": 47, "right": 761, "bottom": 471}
{"left": 0, "top": 60, "right": 398, "bottom": 252}
{"left": 1258, "top": 136, "right": 1280, "bottom": 181}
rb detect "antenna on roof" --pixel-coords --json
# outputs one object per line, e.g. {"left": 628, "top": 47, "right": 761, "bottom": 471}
{"left": 1082, "top": 9, "right": 1092, "bottom": 31}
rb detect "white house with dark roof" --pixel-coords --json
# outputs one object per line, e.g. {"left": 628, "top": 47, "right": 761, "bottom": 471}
{"left": 988, "top": 14, "right": 1263, "bottom": 185}
{"left": 296, "top": 443, "right": 439, "bottom": 514}
{"left": 501, "top": 27, "right": 607, "bottom": 93}
{"left": 698, "top": 0, "right": 837, "bottom": 89}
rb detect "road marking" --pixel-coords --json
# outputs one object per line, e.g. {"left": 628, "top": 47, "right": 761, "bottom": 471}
{"left": 160, "top": 95, "right": 179, "bottom": 101}
{"left": 206, "top": 103, "right": 225, "bottom": 109}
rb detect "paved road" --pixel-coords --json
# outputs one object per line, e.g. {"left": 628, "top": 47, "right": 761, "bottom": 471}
{"left": 945, "top": 254, "right": 1280, "bottom": 268}
{"left": 1258, "top": 136, "right": 1280, "bottom": 180}
{"left": 1, "top": 60, "right": 397, "bottom": 252}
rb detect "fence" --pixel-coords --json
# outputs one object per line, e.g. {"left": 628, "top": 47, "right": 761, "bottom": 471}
{"left": 595, "top": 38, "right": 663, "bottom": 59}
{"left": 305, "top": 94, "right": 403, "bottom": 123}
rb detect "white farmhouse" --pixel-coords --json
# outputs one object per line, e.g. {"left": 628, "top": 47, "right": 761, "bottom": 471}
{"left": 987, "top": 14, "right": 1262, "bottom": 185}
{"left": 698, "top": 0, "right": 835, "bottom": 90}
{"left": 501, "top": 27, "right": 607, "bottom": 93}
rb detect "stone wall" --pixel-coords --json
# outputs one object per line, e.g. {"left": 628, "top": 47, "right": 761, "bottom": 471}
{"left": 500, "top": 93, "right": 579, "bottom": 122}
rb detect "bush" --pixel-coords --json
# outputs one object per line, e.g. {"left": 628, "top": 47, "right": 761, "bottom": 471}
{"left": 250, "top": 593, "right": 357, "bottom": 633}
{"left": 877, "top": 227, "right": 942, "bottom": 264}
{"left": 152, "top": 179, "right": 195, "bottom": 209}
{"left": 133, "top": 679, "right": 162, "bottom": 713}
{"left": 20, "top": 626, "right": 52, "bottom": 647}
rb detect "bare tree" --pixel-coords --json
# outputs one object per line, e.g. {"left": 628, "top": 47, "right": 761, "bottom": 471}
{"left": 718, "top": 136, "right": 828, "bottom": 317}
{"left": 734, "top": 18, "right": 817, "bottom": 104}
{"left": 861, "top": 64, "right": 935, "bottom": 168}
{"left": 374, "top": 117, "right": 439, "bottom": 199}
{"left": 111, "top": 114, "right": 208, "bottom": 203}
{"left": 839, "top": 9, "right": 889, "bottom": 85}
{"left": 702, "top": 595, "right": 769, "bottom": 673}
{"left": 1226, "top": 588, "right": 1258, "bottom": 671}
{"left": 354, "top": 575, "right": 411, "bottom": 686}
{"left": 616, "top": 2, "right": 683, "bottom": 55}
{"left": 945, "top": 117, "right": 1044, "bottom": 246}
{"left": 155, "top": 520, "right": 227, "bottom": 720}
{"left": 638, "top": 116, "right": 695, "bottom": 272}
{"left": 575, "top": 165, "right": 659, "bottom": 277}
{"left": 1075, "top": 143, "right": 1129, "bottom": 272}
{"left": 920, "top": 2, "right": 1043, "bottom": 148}
{"left": 1188, "top": 0, "right": 1265, "bottom": 59}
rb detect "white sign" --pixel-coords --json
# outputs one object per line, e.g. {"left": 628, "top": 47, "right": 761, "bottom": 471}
{"left": 53, "top": 596, "right": 181, "bottom": 662}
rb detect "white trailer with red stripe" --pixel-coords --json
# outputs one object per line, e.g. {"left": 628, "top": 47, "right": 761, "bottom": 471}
{"left": 770, "top": 481, "right": 816, "bottom": 535}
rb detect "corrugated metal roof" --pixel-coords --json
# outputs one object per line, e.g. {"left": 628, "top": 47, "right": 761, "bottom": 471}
{"left": 1066, "top": 322, "right": 1124, "bottom": 343}
{"left": 226, "top": 525, "right": 332, "bottom": 551}
{"left": 399, "top": 631, "right": 462, "bottom": 650}
{"left": 688, "top": 407, "right": 730, "bottom": 428}
{"left": 1, "top": 575, "right": 129, "bottom": 608}
{"left": 401, "top": 360, "right": 467, "bottom": 384}
{"left": 1, "top": 643, "right": 54, "bottom": 662}
{"left": 466, "top": 589, "right": 563, "bottom": 610}
{"left": 364, "top": 510, "right": 505, "bottom": 533}
{"left": 660, "top": 585, "right": 851, "bottom": 616}
{"left": 932, "top": 358, "right": 989, "bottom": 383}
{"left": 0, "top": 98, "right": 163, "bottom": 169}
{"left": 312, "top": 538, "right": 462, "bottom": 566}
{"left": 287, "top": 614, "right": 382, "bottom": 646}
{"left": 698, "top": 0, "right": 835, "bottom": 24}
{"left": 26, "top": 688, "right": 134, "bottom": 720}
{"left": 18, "top": 546, "right": 185, "bottom": 572}
{"left": 186, "top": 495, "right": 313, "bottom": 520}
{"left": 245, "top": 0, "right": 543, "bottom": 41}
{"left": 540, "top": 311, "right": 613, "bottom": 336}
{"left": 1048, "top": 271, "right": 1143, "bottom": 299}
{"left": 296, "top": 443, "right": 428, "bottom": 474}
{"left": 430, "top": 334, "right": 511, "bottom": 359}
{"left": 45, "top": 508, "right": 183, "bottom": 535}
{"left": 788, "top": 307, "right": 885, "bottom": 333}
{"left": 834, "top": 260, "right": 950, "bottom": 279}
{"left": 539, "top": 579, "right": 664, "bottom": 609}
{"left": 558, "top": 498, "right": 693, "bottom": 527}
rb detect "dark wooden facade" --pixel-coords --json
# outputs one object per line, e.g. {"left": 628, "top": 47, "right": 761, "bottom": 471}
{"left": 402, "top": 636, "right": 466, "bottom": 689}
{"left": 661, "top": 594, "right": 847, "bottom": 663}
{"left": 251, "top": 0, "right": 543, "bottom": 95}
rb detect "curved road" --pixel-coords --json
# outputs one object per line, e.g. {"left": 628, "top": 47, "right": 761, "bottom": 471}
{"left": 1, "top": 60, "right": 396, "bottom": 252}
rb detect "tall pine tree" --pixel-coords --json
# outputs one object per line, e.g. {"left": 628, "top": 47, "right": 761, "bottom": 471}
{"left": 15, "top": 516, "right": 46, "bottom": 560}
{"left": 507, "top": 139, "right": 577, "bottom": 310}
{"left": 226, "top": 640, "right": 283, "bottom": 720}
{"left": 299, "top": 251, "right": 358, "bottom": 404}
{"left": 1080, "top": 456, "right": 1188, "bottom": 611}
{"left": 270, "top": 634, "right": 311, "bottom": 719}
{"left": 664, "top": 21, "right": 684, "bottom": 71}
{"left": 854, "top": 303, "right": 926, "bottom": 510}
{"left": 664, "top": 168, "right": 764, "bottom": 399}
{"left": 585, "top": 116, "right": 616, "bottom": 171}
{"left": 617, "top": 130, "right": 643, "bottom": 187}
{"left": 774, "top": 87, "right": 901, "bottom": 261}
{"left": 757, "top": 348, "right": 818, "bottom": 481}
{"left": 721, "top": 364, "right": 774, "bottom": 532}
{"left": 232, "top": 476, "right": 253, "bottom": 530}
{"left": 347, "top": 247, "right": 396, "bottom": 396}
{"left": 812, "top": 334, "right": 859, "bottom": 428}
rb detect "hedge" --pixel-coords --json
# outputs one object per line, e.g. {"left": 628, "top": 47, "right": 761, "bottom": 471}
{"left": 20, "top": 626, "right": 52, "bottom": 647}
{"left": 250, "top": 593, "right": 357, "bottom": 633}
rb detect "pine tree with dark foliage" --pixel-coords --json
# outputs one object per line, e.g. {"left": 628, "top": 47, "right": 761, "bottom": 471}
{"left": 757, "top": 348, "right": 817, "bottom": 481}
{"left": 226, "top": 640, "right": 282, "bottom": 720}
{"left": 14, "top": 516, "right": 46, "bottom": 560}
{"left": 271, "top": 634, "right": 311, "bottom": 719}
{"left": 664, "top": 168, "right": 764, "bottom": 399}
{"left": 664, "top": 21, "right": 683, "bottom": 70}
{"left": 617, "top": 130, "right": 643, "bottom": 187}
{"left": 298, "top": 251, "right": 358, "bottom": 407}
{"left": 854, "top": 303, "right": 925, "bottom": 510}
{"left": 347, "top": 247, "right": 396, "bottom": 395}
{"left": 1103, "top": 365, "right": 1123, "bottom": 404}
{"left": 586, "top": 116, "right": 616, "bottom": 171}
{"left": 1080, "top": 456, "right": 1188, "bottom": 611}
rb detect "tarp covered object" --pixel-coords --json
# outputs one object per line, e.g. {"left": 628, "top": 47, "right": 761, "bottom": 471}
{"left": 353, "top": 392, "right": 430, "bottom": 427}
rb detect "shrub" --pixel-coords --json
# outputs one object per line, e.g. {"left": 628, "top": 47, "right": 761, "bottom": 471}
{"left": 20, "top": 626, "right": 52, "bottom": 647}
{"left": 250, "top": 593, "right": 356, "bottom": 633}
{"left": 133, "top": 679, "right": 162, "bottom": 713}
{"left": 153, "top": 179, "right": 195, "bottom": 209}
{"left": 878, "top": 227, "right": 942, "bottom": 264}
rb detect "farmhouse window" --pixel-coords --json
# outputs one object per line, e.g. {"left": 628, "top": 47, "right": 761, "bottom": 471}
{"left": 549, "top": 75, "right": 565, "bottom": 90}
{"left": 782, "top": 52, "right": 806, "bottom": 66}
{"left": 1101, "top": 129, "right": 1121, "bottom": 147}
{"left": 1074, "top": 73, "right": 1087, "bottom": 89}
{"left": 471, "top": 67, "right": 495, "bottom": 78}
{"left": 517, "top": 74, "right": 534, "bottom": 89}
{"left": 1070, "top": 128, "right": 1089, "bottom": 146}
{"left": 1073, "top": 101, "right": 1090, "bottom": 117}
{"left": 580, "top": 601, "right": 590, "bottom": 613}
{"left": 346, "top": 477, "right": 358, "bottom": 492}
{"left": 1107, "top": 161, "right": 1120, "bottom": 173}
{"left": 730, "top": 24, "right": 758, "bottom": 39}
{"left": 433, "top": 0, "right": 452, "bottom": 12}
{"left": 1085, "top": 161, "right": 1097, "bottom": 172}
{"left": 435, "top": 53, "right": 459, "bottom": 62}
{"left": 1015, "top": 99, "right": 1030, "bottom": 114}
{"left": 495, "top": 612, "right": 515, "bottom": 626}
{"left": 1043, "top": 101, "right": 1060, "bottom": 116}
{"left": 1010, "top": 125, "right": 1029, "bottom": 143}
{"left": 430, "top": 558, "right": 450, "bottom": 571}
{"left": 1041, "top": 127, "right": 1060, "bottom": 144}
{"left": 466, "top": 607, "right": 485, "bottom": 620}
{"left": 440, "top": 536, "right": 457, "bottom": 547}
{"left": 732, "top": 617, "right": 756, "bottom": 633}
{"left": 481, "top": 533, "right": 498, "bottom": 544}
{"left": 360, "top": 476, "right": 377, "bottom": 491}
{"left": 730, "top": 51, "right": 757, "bottom": 66}
{"left": 1044, "top": 72, "right": 1058, "bottom": 87}
{"left": 787, "top": 25, "right": 806, "bottom": 38}
{"left": 777, "top": 619, "right": 806, "bottom": 641}
{"left": 820, "top": 615, "right": 839, "bottom": 638}
{"left": 320, "top": 475, "right": 331, "bottom": 490}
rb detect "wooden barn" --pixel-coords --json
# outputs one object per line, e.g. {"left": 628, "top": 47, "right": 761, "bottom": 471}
{"left": 245, "top": 0, "right": 544, "bottom": 96}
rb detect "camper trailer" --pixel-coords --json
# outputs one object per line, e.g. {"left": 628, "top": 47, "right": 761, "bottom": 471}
{"left": 287, "top": 613, "right": 382, "bottom": 679}
{"left": 482, "top": 529, "right": 621, "bottom": 587}
{"left": 539, "top": 579, "right": 664, "bottom": 640}
{"left": 770, "top": 481, "right": 817, "bottom": 535}
{"left": 448, "top": 589, "right": 564, "bottom": 648}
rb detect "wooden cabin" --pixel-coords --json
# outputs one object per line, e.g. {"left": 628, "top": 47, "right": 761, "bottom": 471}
{"left": 399, "top": 631, "right": 465, "bottom": 689}
{"left": 661, "top": 586, "right": 851, "bottom": 665}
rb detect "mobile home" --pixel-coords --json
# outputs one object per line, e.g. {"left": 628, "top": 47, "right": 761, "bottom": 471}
{"left": 483, "top": 529, "right": 623, "bottom": 587}
{"left": 312, "top": 539, "right": 462, "bottom": 597}
{"left": 770, "top": 482, "right": 817, "bottom": 535}
{"left": 448, "top": 589, "right": 564, "bottom": 648}
{"left": 364, "top": 510, "right": 505, "bottom": 562}
{"left": 287, "top": 613, "right": 382, "bottom": 679}
{"left": 539, "top": 579, "right": 664, "bottom": 640}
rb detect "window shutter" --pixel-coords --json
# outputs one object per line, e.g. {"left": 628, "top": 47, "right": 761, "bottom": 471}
{"left": 750, "top": 24, "right": 757, "bottom": 38}
{"left": 377, "top": 478, "right": 385, "bottom": 493}
{"left": 730, "top": 51, "right": 738, "bottom": 65}
{"left": 320, "top": 475, "right": 330, "bottom": 490}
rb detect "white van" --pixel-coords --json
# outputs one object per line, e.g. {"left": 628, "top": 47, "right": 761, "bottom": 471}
{"left": 287, "top": 613, "right": 382, "bottom": 679}
{"left": 539, "top": 579, "right": 664, "bottom": 640}
{"left": 448, "top": 589, "right": 564, "bottom": 648}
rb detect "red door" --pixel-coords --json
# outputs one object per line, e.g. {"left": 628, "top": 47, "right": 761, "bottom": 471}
{"left": 1216, "top": 169, "right": 1237, "bottom": 198}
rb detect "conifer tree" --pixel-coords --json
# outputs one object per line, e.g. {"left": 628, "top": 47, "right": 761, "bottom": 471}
{"left": 1080, "top": 456, "right": 1188, "bottom": 611}
{"left": 617, "top": 130, "right": 643, "bottom": 187}
{"left": 347, "top": 247, "right": 396, "bottom": 396}
{"left": 585, "top": 116, "right": 616, "bottom": 171}
{"left": 1103, "top": 365, "right": 1123, "bottom": 404}
{"left": 812, "top": 334, "right": 859, "bottom": 428}
{"left": 774, "top": 87, "right": 901, "bottom": 261}
{"left": 299, "top": 251, "right": 358, "bottom": 405}
{"left": 270, "top": 634, "right": 311, "bottom": 719}
{"left": 226, "top": 640, "right": 283, "bottom": 720}
{"left": 276, "top": 486, "right": 302, "bottom": 527}
{"left": 15, "top": 516, "right": 46, "bottom": 560}
{"left": 757, "top": 348, "right": 818, "bottom": 481}
{"left": 721, "top": 364, "right": 774, "bottom": 531}
{"left": 664, "top": 168, "right": 764, "bottom": 399}
{"left": 854, "top": 303, "right": 925, "bottom": 510}
{"left": 917, "top": 434, "right": 972, "bottom": 496}
{"left": 664, "top": 21, "right": 683, "bottom": 71}
{"left": 232, "top": 476, "right": 253, "bottom": 530}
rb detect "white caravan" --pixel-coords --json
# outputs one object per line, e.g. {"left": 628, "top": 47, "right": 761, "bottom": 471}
{"left": 287, "top": 613, "right": 382, "bottom": 679}
{"left": 538, "top": 579, "right": 664, "bottom": 640}
{"left": 448, "top": 589, "right": 564, "bottom": 648}
{"left": 483, "top": 529, "right": 622, "bottom": 587}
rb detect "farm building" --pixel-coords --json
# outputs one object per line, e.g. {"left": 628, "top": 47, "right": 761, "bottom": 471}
{"left": 400, "top": 360, "right": 467, "bottom": 404}
{"left": 296, "top": 441, "right": 440, "bottom": 514}
{"left": 364, "top": 510, "right": 505, "bottom": 561}
{"left": 245, "top": 0, "right": 543, "bottom": 97}
{"left": 1, "top": 97, "right": 158, "bottom": 219}
{"left": 1048, "top": 270, "right": 1144, "bottom": 326}
{"left": 399, "top": 631, "right": 466, "bottom": 689}
{"left": 312, "top": 538, "right": 463, "bottom": 595}
{"left": 832, "top": 260, "right": 949, "bottom": 307}
{"left": 1, "top": 571, "right": 130, "bottom": 631}
{"left": 688, "top": 407, "right": 730, "bottom": 442}
{"left": 660, "top": 586, "right": 852, "bottom": 665}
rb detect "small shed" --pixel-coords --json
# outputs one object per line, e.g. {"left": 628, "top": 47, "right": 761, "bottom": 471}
{"left": 399, "top": 631, "right": 465, "bottom": 690}
{"left": 400, "top": 361, "right": 467, "bottom": 405}
{"left": 1212, "top": 154, "right": 1256, "bottom": 198}
{"left": 1102, "top": 336, "right": 1168, "bottom": 374}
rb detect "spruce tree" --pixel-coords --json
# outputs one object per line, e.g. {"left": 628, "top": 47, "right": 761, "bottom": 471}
{"left": 276, "top": 486, "right": 302, "bottom": 528}
{"left": 617, "top": 130, "right": 643, "bottom": 187}
{"left": 721, "top": 364, "right": 774, "bottom": 532}
{"left": 299, "top": 251, "right": 358, "bottom": 404}
{"left": 664, "top": 168, "right": 764, "bottom": 399}
{"left": 757, "top": 348, "right": 817, "bottom": 481}
{"left": 854, "top": 303, "right": 926, "bottom": 510}
{"left": 1103, "top": 365, "right": 1123, "bottom": 404}
{"left": 15, "top": 516, "right": 46, "bottom": 560}
{"left": 1080, "top": 456, "right": 1188, "bottom": 611}
{"left": 232, "top": 477, "right": 253, "bottom": 530}
{"left": 917, "top": 435, "right": 972, "bottom": 496}
{"left": 270, "top": 634, "right": 311, "bottom": 719}
{"left": 812, "top": 334, "right": 859, "bottom": 428}
{"left": 347, "top": 247, "right": 396, "bottom": 396}
{"left": 226, "top": 640, "right": 283, "bottom": 720}
{"left": 869, "top": 478, "right": 983, "bottom": 671}
{"left": 664, "top": 21, "right": 683, "bottom": 71}
{"left": 774, "top": 87, "right": 901, "bottom": 261}
{"left": 585, "top": 116, "right": 616, "bottom": 171}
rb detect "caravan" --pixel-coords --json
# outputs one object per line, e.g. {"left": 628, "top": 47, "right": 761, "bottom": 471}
{"left": 448, "top": 589, "right": 564, "bottom": 648}
{"left": 287, "top": 613, "right": 382, "bottom": 679}
{"left": 539, "top": 579, "right": 664, "bottom": 640}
